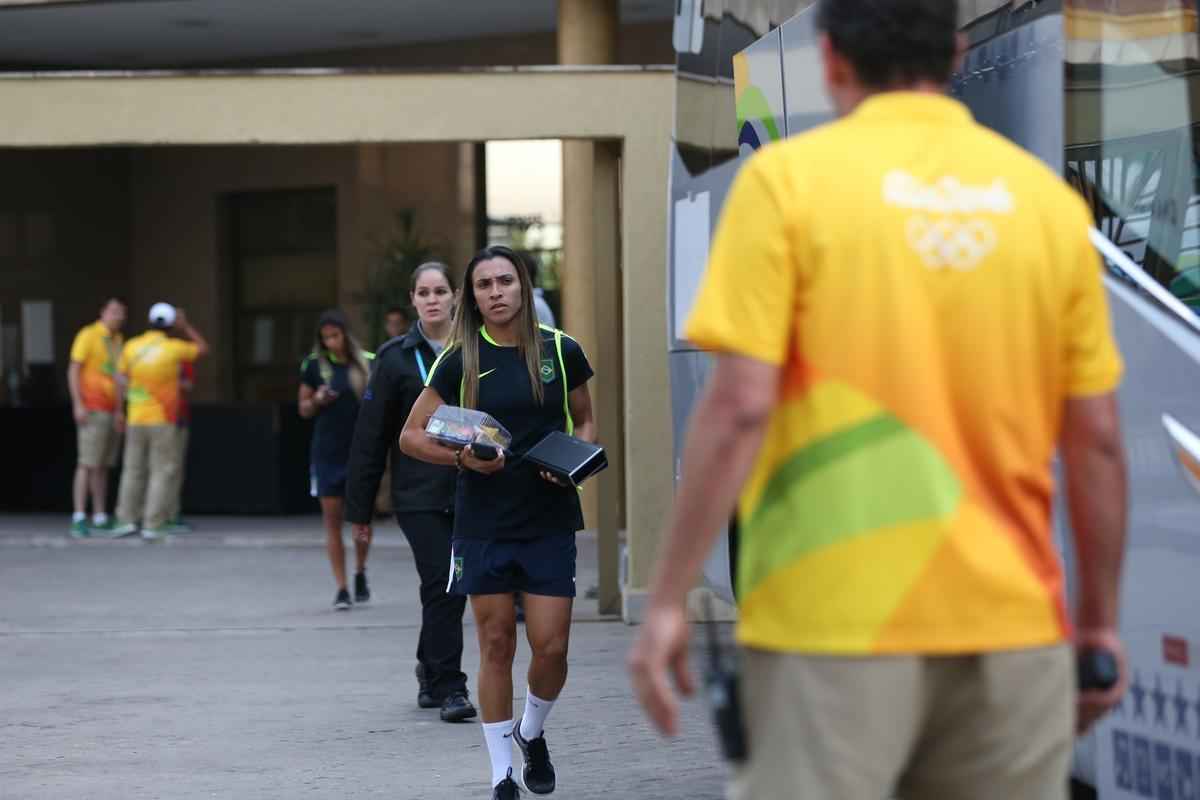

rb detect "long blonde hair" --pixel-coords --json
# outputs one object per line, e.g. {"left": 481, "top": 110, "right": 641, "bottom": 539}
{"left": 446, "top": 245, "right": 544, "bottom": 409}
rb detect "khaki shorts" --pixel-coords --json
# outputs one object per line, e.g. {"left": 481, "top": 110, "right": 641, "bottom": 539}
{"left": 77, "top": 411, "right": 120, "bottom": 468}
{"left": 729, "top": 644, "right": 1074, "bottom": 800}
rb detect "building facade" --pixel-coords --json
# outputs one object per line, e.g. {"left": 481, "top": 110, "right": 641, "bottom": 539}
{"left": 0, "top": 0, "right": 691, "bottom": 619}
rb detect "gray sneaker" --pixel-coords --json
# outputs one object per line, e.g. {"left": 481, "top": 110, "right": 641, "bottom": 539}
{"left": 140, "top": 527, "right": 174, "bottom": 542}
{"left": 107, "top": 522, "right": 139, "bottom": 538}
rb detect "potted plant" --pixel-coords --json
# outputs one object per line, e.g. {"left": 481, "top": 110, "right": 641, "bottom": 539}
{"left": 358, "top": 210, "right": 443, "bottom": 348}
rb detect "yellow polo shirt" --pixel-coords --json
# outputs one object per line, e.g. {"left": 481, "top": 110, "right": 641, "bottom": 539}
{"left": 69, "top": 321, "right": 123, "bottom": 413}
{"left": 686, "top": 93, "right": 1123, "bottom": 655}
{"left": 119, "top": 331, "right": 200, "bottom": 426}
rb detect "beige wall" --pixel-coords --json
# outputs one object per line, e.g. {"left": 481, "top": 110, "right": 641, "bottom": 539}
{"left": 0, "top": 140, "right": 475, "bottom": 405}
{"left": 352, "top": 142, "right": 477, "bottom": 302}
{"left": 128, "top": 145, "right": 355, "bottom": 403}
{"left": 219, "top": 21, "right": 674, "bottom": 70}
{"left": 0, "top": 148, "right": 131, "bottom": 402}
{"left": 125, "top": 142, "right": 473, "bottom": 402}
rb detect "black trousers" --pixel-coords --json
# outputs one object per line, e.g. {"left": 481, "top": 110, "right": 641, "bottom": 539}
{"left": 395, "top": 510, "right": 468, "bottom": 699}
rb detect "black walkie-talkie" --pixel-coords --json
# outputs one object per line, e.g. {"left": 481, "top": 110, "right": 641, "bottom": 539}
{"left": 703, "top": 596, "right": 748, "bottom": 763}
{"left": 1077, "top": 648, "right": 1120, "bottom": 691}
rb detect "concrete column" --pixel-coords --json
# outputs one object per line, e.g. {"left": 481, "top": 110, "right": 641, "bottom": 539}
{"left": 591, "top": 141, "right": 624, "bottom": 616}
{"left": 618, "top": 114, "right": 674, "bottom": 624}
{"left": 557, "top": 0, "right": 618, "bottom": 66}
{"left": 560, "top": 139, "right": 597, "bottom": 356}
{"left": 560, "top": 140, "right": 600, "bottom": 536}
{"left": 558, "top": 0, "right": 619, "bottom": 572}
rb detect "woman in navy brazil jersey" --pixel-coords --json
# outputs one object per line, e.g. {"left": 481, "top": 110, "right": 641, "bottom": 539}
{"left": 400, "top": 245, "right": 596, "bottom": 800}
{"left": 298, "top": 310, "right": 373, "bottom": 611}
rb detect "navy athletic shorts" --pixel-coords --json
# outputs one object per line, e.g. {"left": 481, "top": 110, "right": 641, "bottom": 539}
{"left": 309, "top": 462, "right": 347, "bottom": 499}
{"left": 449, "top": 534, "right": 577, "bottom": 598}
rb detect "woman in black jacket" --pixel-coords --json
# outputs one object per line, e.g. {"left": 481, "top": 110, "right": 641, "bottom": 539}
{"left": 344, "top": 262, "right": 476, "bottom": 723}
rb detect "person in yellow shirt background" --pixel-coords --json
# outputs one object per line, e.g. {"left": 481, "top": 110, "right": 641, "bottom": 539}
{"left": 629, "top": 1, "right": 1129, "bottom": 798}
{"left": 67, "top": 296, "right": 127, "bottom": 538}
{"left": 110, "top": 302, "right": 209, "bottom": 540}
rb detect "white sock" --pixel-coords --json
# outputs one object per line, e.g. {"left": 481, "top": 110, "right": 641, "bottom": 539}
{"left": 482, "top": 719, "right": 514, "bottom": 787}
{"left": 72, "top": 512, "right": 86, "bottom": 523}
{"left": 92, "top": 512, "right": 109, "bottom": 525}
{"left": 519, "top": 689, "right": 555, "bottom": 740}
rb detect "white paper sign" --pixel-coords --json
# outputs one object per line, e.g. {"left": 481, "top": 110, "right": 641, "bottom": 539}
{"left": 252, "top": 316, "right": 274, "bottom": 365}
{"left": 20, "top": 300, "right": 53, "bottom": 365}
{"left": 673, "top": 191, "right": 710, "bottom": 342}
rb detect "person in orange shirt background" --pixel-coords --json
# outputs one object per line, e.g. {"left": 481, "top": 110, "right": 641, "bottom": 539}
{"left": 110, "top": 303, "right": 208, "bottom": 540}
{"left": 66, "top": 296, "right": 127, "bottom": 537}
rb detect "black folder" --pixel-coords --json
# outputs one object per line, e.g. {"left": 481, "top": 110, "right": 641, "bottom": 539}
{"left": 524, "top": 431, "right": 608, "bottom": 487}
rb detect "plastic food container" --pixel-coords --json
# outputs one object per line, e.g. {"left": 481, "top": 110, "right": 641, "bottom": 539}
{"left": 424, "top": 405, "right": 512, "bottom": 451}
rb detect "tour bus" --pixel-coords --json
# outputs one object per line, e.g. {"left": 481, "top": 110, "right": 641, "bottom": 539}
{"left": 668, "top": 2, "right": 1200, "bottom": 796}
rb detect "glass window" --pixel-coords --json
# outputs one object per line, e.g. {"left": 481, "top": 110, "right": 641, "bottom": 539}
{"left": 1064, "top": 1, "right": 1200, "bottom": 314}
{"left": 226, "top": 187, "right": 338, "bottom": 403}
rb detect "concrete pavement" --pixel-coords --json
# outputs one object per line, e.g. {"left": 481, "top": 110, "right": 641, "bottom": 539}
{"left": 0, "top": 515, "right": 730, "bottom": 800}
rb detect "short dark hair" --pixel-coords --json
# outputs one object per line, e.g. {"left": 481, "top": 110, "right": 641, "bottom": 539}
{"left": 816, "top": 0, "right": 958, "bottom": 89}
{"left": 385, "top": 305, "right": 410, "bottom": 319}
{"left": 102, "top": 296, "right": 127, "bottom": 310}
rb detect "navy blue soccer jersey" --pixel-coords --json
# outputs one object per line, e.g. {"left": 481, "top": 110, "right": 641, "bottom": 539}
{"left": 426, "top": 327, "right": 593, "bottom": 540}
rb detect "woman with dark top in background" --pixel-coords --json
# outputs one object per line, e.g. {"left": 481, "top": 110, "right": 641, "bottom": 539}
{"left": 344, "top": 262, "right": 477, "bottom": 723}
{"left": 298, "top": 309, "right": 373, "bottom": 611}
{"left": 400, "top": 245, "right": 596, "bottom": 800}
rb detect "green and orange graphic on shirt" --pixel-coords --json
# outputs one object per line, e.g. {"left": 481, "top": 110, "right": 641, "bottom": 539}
{"left": 685, "top": 94, "right": 1124, "bottom": 656}
{"left": 70, "top": 321, "right": 124, "bottom": 413}
{"left": 119, "top": 330, "right": 200, "bottom": 426}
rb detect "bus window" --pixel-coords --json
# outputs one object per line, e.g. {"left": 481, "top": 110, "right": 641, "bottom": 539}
{"left": 1063, "top": 2, "right": 1200, "bottom": 317}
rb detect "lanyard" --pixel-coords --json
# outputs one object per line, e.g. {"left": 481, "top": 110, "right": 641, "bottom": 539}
{"left": 414, "top": 348, "right": 428, "bottom": 384}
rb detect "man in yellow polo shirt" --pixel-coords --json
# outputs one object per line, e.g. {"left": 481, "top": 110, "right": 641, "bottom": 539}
{"left": 67, "top": 296, "right": 127, "bottom": 537}
{"left": 110, "top": 303, "right": 209, "bottom": 540}
{"left": 630, "top": 1, "right": 1130, "bottom": 797}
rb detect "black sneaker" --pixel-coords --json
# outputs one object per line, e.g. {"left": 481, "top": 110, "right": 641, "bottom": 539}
{"left": 492, "top": 770, "right": 520, "bottom": 800}
{"left": 333, "top": 588, "right": 352, "bottom": 611}
{"left": 415, "top": 663, "right": 438, "bottom": 709}
{"left": 440, "top": 691, "right": 477, "bottom": 723}
{"left": 354, "top": 571, "right": 370, "bottom": 604}
{"left": 512, "top": 718, "right": 555, "bottom": 794}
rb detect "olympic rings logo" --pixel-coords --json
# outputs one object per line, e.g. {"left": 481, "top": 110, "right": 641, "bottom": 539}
{"left": 905, "top": 215, "right": 998, "bottom": 271}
